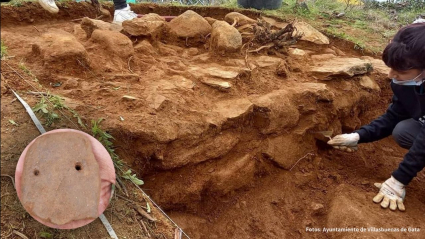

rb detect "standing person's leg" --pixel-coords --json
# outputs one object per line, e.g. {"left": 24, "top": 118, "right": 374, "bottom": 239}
{"left": 38, "top": 0, "right": 59, "bottom": 14}
{"left": 392, "top": 118, "right": 422, "bottom": 149}
{"left": 113, "top": 0, "right": 137, "bottom": 24}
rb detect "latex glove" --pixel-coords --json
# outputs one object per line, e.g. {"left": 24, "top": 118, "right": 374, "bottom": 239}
{"left": 327, "top": 133, "right": 360, "bottom": 152}
{"left": 373, "top": 176, "right": 406, "bottom": 211}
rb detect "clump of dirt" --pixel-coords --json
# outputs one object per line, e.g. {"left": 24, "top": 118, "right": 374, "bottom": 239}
{"left": 1, "top": 2, "right": 424, "bottom": 239}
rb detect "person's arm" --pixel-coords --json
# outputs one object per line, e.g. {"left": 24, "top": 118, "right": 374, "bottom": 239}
{"left": 355, "top": 94, "right": 410, "bottom": 143}
{"left": 392, "top": 123, "right": 425, "bottom": 185}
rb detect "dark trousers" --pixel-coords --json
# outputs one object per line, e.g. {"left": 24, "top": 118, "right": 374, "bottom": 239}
{"left": 113, "top": 0, "right": 127, "bottom": 10}
{"left": 392, "top": 119, "right": 422, "bottom": 149}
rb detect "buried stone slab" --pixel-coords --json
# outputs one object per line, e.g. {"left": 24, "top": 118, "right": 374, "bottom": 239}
{"left": 18, "top": 131, "right": 100, "bottom": 226}
{"left": 167, "top": 10, "right": 212, "bottom": 38}
{"left": 32, "top": 30, "right": 89, "bottom": 71}
{"left": 309, "top": 57, "right": 373, "bottom": 80}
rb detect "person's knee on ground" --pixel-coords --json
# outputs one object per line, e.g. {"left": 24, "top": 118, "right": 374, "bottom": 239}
{"left": 392, "top": 119, "right": 421, "bottom": 149}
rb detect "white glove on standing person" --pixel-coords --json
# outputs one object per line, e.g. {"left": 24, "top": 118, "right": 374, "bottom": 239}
{"left": 373, "top": 176, "right": 406, "bottom": 211}
{"left": 327, "top": 133, "right": 360, "bottom": 152}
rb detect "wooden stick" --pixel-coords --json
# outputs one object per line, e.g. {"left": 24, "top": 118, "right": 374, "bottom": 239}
{"left": 248, "top": 43, "right": 274, "bottom": 53}
{"left": 140, "top": 220, "right": 151, "bottom": 238}
{"left": 13, "top": 231, "right": 29, "bottom": 239}
{"left": 134, "top": 206, "right": 157, "bottom": 222}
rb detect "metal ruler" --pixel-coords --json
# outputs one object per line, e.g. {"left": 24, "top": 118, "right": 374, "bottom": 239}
{"left": 12, "top": 90, "right": 118, "bottom": 239}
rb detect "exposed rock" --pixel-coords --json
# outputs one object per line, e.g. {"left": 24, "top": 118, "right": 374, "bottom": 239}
{"left": 122, "top": 95, "right": 138, "bottom": 100}
{"left": 81, "top": 17, "right": 122, "bottom": 38}
{"left": 311, "top": 54, "right": 336, "bottom": 61}
{"left": 251, "top": 90, "right": 300, "bottom": 134}
{"left": 204, "top": 17, "right": 217, "bottom": 25}
{"left": 210, "top": 21, "right": 242, "bottom": 53}
{"left": 289, "top": 48, "right": 308, "bottom": 56}
{"left": 289, "top": 83, "right": 334, "bottom": 102}
{"left": 134, "top": 40, "right": 157, "bottom": 56}
{"left": 255, "top": 56, "right": 284, "bottom": 68}
{"left": 310, "top": 57, "right": 372, "bottom": 79}
{"left": 170, "top": 75, "right": 194, "bottom": 90}
{"left": 146, "top": 94, "right": 168, "bottom": 110}
{"left": 263, "top": 134, "right": 314, "bottom": 169}
{"left": 90, "top": 29, "right": 134, "bottom": 59}
{"left": 361, "top": 56, "right": 390, "bottom": 76}
{"left": 73, "top": 25, "right": 86, "bottom": 41}
{"left": 210, "top": 154, "right": 256, "bottom": 194}
{"left": 214, "top": 98, "right": 253, "bottom": 128}
{"left": 200, "top": 78, "right": 231, "bottom": 91}
{"left": 162, "top": 131, "right": 240, "bottom": 168}
{"left": 359, "top": 76, "right": 380, "bottom": 91}
{"left": 188, "top": 65, "right": 247, "bottom": 80}
{"left": 323, "top": 48, "right": 336, "bottom": 55}
{"left": 294, "top": 22, "right": 329, "bottom": 45}
{"left": 62, "top": 78, "right": 80, "bottom": 90}
{"left": 182, "top": 48, "right": 199, "bottom": 58}
{"left": 32, "top": 30, "right": 89, "bottom": 71}
{"left": 224, "top": 12, "right": 256, "bottom": 26}
{"left": 167, "top": 10, "right": 212, "bottom": 38}
{"left": 140, "top": 13, "right": 166, "bottom": 22}
{"left": 122, "top": 14, "right": 165, "bottom": 37}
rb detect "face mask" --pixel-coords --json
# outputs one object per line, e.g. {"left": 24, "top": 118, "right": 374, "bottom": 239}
{"left": 392, "top": 71, "right": 424, "bottom": 86}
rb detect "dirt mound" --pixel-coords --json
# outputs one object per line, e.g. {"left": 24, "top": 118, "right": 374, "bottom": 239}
{"left": 1, "top": 3, "right": 424, "bottom": 239}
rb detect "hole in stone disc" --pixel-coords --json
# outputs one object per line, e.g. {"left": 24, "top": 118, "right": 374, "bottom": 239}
{"left": 75, "top": 163, "right": 82, "bottom": 171}
{"left": 34, "top": 169, "right": 39, "bottom": 176}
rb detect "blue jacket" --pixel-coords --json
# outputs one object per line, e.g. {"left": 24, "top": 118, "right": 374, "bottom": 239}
{"left": 355, "top": 81, "right": 425, "bottom": 185}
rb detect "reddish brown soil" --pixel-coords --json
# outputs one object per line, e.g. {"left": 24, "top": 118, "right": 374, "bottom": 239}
{"left": 1, "top": 2, "right": 424, "bottom": 239}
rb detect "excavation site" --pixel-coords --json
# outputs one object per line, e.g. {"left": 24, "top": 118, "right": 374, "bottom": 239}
{"left": 1, "top": 2, "right": 424, "bottom": 239}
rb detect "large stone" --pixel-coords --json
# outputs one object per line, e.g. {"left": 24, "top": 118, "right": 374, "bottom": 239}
{"left": 288, "top": 83, "right": 334, "bottom": 103}
{"left": 251, "top": 90, "right": 300, "bottom": 134}
{"left": 310, "top": 57, "right": 373, "bottom": 79}
{"left": 20, "top": 132, "right": 100, "bottom": 226}
{"left": 361, "top": 56, "right": 390, "bottom": 76}
{"left": 224, "top": 12, "right": 256, "bottom": 26}
{"left": 263, "top": 134, "right": 314, "bottom": 169}
{"left": 294, "top": 22, "right": 329, "bottom": 45}
{"left": 210, "top": 154, "right": 256, "bottom": 194}
{"left": 32, "top": 30, "right": 89, "bottom": 71}
{"left": 90, "top": 29, "right": 134, "bottom": 59}
{"left": 162, "top": 131, "right": 240, "bottom": 168}
{"left": 210, "top": 21, "right": 242, "bottom": 53}
{"left": 81, "top": 17, "right": 122, "bottom": 38}
{"left": 214, "top": 98, "right": 253, "bottom": 128}
{"left": 134, "top": 40, "right": 157, "bottom": 56}
{"left": 122, "top": 14, "right": 165, "bottom": 37}
{"left": 167, "top": 10, "right": 212, "bottom": 38}
{"left": 359, "top": 76, "right": 380, "bottom": 91}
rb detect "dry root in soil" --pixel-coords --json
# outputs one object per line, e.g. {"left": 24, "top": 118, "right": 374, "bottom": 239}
{"left": 248, "top": 20, "right": 303, "bottom": 53}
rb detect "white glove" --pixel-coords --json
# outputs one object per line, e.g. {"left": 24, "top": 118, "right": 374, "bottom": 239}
{"left": 373, "top": 176, "right": 406, "bottom": 211}
{"left": 327, "top": 133, "right": 359, "bottom": 152}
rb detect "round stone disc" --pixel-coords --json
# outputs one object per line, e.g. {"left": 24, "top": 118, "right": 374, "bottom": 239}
{"left": 20, "top": 131, "right": 101, "bottom": 226}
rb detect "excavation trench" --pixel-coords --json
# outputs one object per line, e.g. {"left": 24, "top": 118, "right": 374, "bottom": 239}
{"left": 1, "top": 3, "right": 425, "bottom": 239}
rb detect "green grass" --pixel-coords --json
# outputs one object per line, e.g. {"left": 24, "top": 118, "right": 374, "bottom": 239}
{"left": 1, "top": 40, "right": 7, "bottom": 59}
